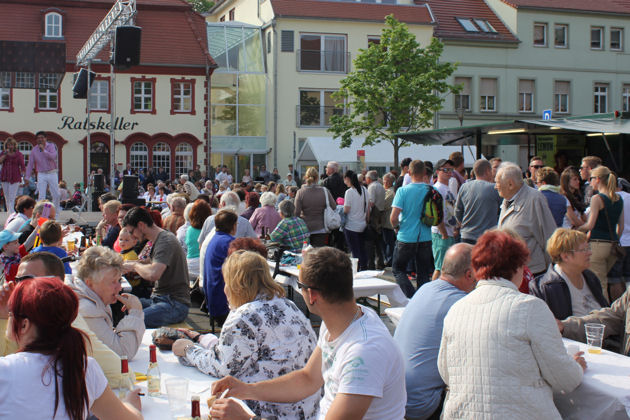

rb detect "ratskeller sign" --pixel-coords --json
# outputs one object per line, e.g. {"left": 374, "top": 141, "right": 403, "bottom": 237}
{"left": 57, "top": 116, "right": 140, "bottom": 131}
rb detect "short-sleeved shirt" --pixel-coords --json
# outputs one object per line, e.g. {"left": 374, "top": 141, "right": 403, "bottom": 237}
{"left": 31, "top": 245, "right": 72, "bottom": 274}
{"left": 151, "top": 230, "right": 191, "bottom": 306}
{"left": 392, "top": 182, "right": 431, "bottom": 243}
{"left": 0, "top": 353, "right": 107, "bottom": 419}
{"left": 431, "top": 181, "right": 457, "bottom": 237}
{"left": 318, "top": 305, "right": 406, "bottom": 420}
{"left": 344, "top": 187, "right": 368, "bottom": 233}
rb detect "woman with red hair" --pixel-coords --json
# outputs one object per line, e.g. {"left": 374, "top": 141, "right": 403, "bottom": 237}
{"left": 0, "top": 277, "right": 143, "bottom": 420}
{"left": 438, "top": 230, "right": 586, "bottom": 420}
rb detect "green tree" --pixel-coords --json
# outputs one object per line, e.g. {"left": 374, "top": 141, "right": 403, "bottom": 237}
{"left": 328, "top": 15, "right": 459, "bottom": 168}
{"left": 186, "top": 0, "right": 214, "bottom": 14}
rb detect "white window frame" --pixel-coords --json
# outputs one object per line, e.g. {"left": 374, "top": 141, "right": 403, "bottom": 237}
{"left": 518, "top": 80, "right": 535, "bottom": 113}
{"left": 623, "top": 85, "right": 630, "bottom": 112}
{"left": 130, "top": 142, "right": 148, "bottom": 172}
{"left": 591, "top": 26, "right": 604, "bottom": 50}
{"left": 45, "top": 12, "right": 62, "bottom": 38}
{"left": 457, "top": 18, "right": 479, "bottom": 32}
{"left": 38, "top": 88, "right": 58, "bottom": 110}
{"left": 89, "top": 80, "right": 109, "bottom": 111}
{"left": 611, "top": 28, "right": 623, "bottom": 51}
{"left": 553, "top": 81, "right": 570, "bottom": 114}
{"left": 479, "top": 78, "right": 497, "bottom": 112}
{"left": 133, "top": 81, "right": 153, "bottom": 112}
{"left": 0, "top": 72, "right": 10, "bottom": 110}
{"left": 152, "top": 142, "right": 171, "bottom": 176}
{"left": 554, "top": 24, "right": 568, "bottom": 48}
{"left": 299, "top": 33, "right": 347, "bottom": 73}
{"left": 594, "top": 83, "right": 608, "bottom": 114}
{"left": 534, "top": 23, "right": 547, "bottom": 47}
{"left": 173, "top": 81, "right": 192, "bottom": 113}
{"left": 175, "top": 143, "right": 193, "bottom": 177}
{"left": 18, "top": 141, "right": 32, "bottom": 167}
{"left": 298, "top": 89, "right": 343, "bottom": 127}
{"left": 454, "top": 77, "right": 471, "bottom": 112}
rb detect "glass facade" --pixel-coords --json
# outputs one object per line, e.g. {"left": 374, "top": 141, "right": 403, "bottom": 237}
{"left": 208, "top": 23, "right": 267, "bottom": 182}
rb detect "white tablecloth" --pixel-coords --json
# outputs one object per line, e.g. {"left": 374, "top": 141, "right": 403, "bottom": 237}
{"left": 269, "top": 262, "right": 409, "bottom": 307}
{"left": 385, "top": 307, "right": 405, "bottom": 327}
{"left": 129, "top": 330, "right": 219, "bottom": 419}
{"left": 556, "top": 339, "right": 630, "bottom": 420}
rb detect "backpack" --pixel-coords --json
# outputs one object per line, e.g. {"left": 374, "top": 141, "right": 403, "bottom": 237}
{"left": 420, "top": 185, "right": 443, "bottom": 227}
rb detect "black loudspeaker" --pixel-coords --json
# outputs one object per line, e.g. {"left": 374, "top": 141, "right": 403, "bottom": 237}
{"left": 113, "top": 26, "right": 141, "bottom": 69}
{"left": 122, "top": 175, "right": 139, "bottom": 199}
{"left": 121, "top": 197, "right": 146, "bottom": 206}
{"left": 72, "top": 68, "right": 96, "bottom": 99}
{"left": 93, "top": 174, "right": 105, "bottom": 192}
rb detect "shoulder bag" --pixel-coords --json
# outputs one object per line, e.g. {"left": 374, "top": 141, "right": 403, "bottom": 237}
{"left": 322, "top": 186, "right": 341, "bottom": 232}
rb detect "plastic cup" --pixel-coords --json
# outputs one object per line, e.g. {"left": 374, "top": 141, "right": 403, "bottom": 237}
{"left": 585, "top": 323, "right": 605, "bottom": 354}
{"left": 566, "top": 343, "right": 579, "bottom": 356}
{"left": 67, "top": 239, "right": 75, "bottom": 252}
{"left": 165, "top": 378, "right": 188, "bottom": 418}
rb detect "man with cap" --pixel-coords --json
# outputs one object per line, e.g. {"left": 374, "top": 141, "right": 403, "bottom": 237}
{"left": 431, "top": 159, "right": 458, "bottom": 280}
{"left": 0, "top": 230, "right": 26, "bottom": 282}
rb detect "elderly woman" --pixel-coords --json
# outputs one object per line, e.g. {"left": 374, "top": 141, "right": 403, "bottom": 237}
{"left": 0, "top": 137, "right": 25, "bottom": 214}
{"left": 176, "top": 202, "right": 194, "bottom": 253}
{"left": 4, "top": 195, "right": 35, "bottom": 233}
{"left": 71, "top": 246, "right": 145, "bottom": 360}
{"left": 269, "top": 200, "right": 310, "bottom": 252}
{"left": 438, "top": 230, "right": 585, "bottom": 419}
{"left": 173, "top": 250, "right": 319, "bottom": 419}
{"left": 532, "top": 228, "right": 608, "bottom": 319}
{"left": 241, "top": 191, "right": 259, "bottom": 220}
{"left": 249, "top": 191, "right": 281, "bottom": 237}
{"left": 294, "top": 167, "right": 336, "bottom": 247}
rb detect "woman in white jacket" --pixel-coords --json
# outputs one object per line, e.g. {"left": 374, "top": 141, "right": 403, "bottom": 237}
{"left": 438, "top": 230, "right": 586, "bottom": 420}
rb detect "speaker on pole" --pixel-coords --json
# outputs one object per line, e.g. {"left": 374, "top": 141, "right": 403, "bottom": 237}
{"left": 113, "top": 26, "right": 141, "bottom": 70}
{"left": 72, "top": 68, "right": 96, "bottom": 99}
{"left": 122, "top": 175, "right": 139, "bottom": 200}
{"left": 93, "top": 173, "right": 105, "bottom": 192}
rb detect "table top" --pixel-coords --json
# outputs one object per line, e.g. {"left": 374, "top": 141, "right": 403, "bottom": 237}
{"left": 385, "top": 307, "right": 405, "bottom": 327}
{"left": 556, "top": 338, "right": 630, "bottom": 420}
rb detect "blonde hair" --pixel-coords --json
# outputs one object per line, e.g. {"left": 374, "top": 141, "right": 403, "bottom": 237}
{"left": 304, "top": 167, "right": 319, "bottom": 185}
{"left": 102, "top": 199, "right": 121, "bottom": 214}
{"left": 77, "top": 246, "right": 123, "bottom": 282}
{"left": 222, "top": 250, "right": 285, "bottom": 308}
{"left": 546, "top": 228, "right": 588, "bottom": 264}
{"left": 4, "top": 137, "right": 17, "bottom": 149}
{"left": 591, "top": 166, "right": 619, "bottom": 202}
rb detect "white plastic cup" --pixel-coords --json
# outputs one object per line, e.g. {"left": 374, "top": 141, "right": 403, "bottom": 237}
{"left": 566, "top": 343, "right": 579, "bottom": 356}
{"left": 165, "top": 377, "right": 188, "bottom": 417}
{"left": 585, "top": 323, "right": 605, "bottom": 354}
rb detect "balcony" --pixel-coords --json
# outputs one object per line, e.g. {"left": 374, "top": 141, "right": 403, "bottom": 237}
{"left": 297, "top": 105, "right": 346, "bottom": 127}
{"left": 297, "top": 49, "right": 350, "bottom": 73}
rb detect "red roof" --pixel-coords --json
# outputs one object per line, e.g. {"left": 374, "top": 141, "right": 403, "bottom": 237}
{"left": 0, "top": 0, "right": 214, "bottom": 68}
{"left": 500, "top": 0, "right": 630, "bottom": 15}
{"left": 270, "top": 0, "right": 434, "bottom": 25}
{"left": 424, "top": 0, "right": 518, "bottom": 43}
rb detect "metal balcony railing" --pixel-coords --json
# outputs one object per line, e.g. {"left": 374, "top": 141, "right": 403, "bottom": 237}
{"left": 297, "top": 105, "right": 346, "bottom": 127}
{"left": 297, "top": 49, "right": 350, "bottom": 73}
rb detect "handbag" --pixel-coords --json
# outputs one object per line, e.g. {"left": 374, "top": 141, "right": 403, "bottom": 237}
{"left": 322, "top": 186, "right": 341, "bottom": 232}
{"left": 603, "top": 202, "right": 626, "bottom": 259}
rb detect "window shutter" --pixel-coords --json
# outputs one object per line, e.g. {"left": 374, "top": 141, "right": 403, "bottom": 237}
{"left": 281, "top": 30, "right": 294, "bottom": 52}
{"left": 480, "top": 78, "right": 497, "bottom": 96}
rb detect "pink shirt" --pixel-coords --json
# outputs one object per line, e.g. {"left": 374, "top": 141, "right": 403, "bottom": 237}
{"left": 249, "top": 205, "right": 282, "bottom": 235}
{"left": 25, "top": 142, "right": 57, "bottom": 178}
{"left": 0, "top": 151, "right": 25, "bottom": 183}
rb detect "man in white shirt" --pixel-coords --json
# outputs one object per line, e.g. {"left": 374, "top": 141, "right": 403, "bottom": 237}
{"left": 210, "top": 247, "right": 406, "bottom": 420}
{"left": 431, "top": 159, "right": 457, "bottom": 280}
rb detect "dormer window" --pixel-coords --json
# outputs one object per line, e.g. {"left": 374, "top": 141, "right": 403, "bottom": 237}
{"left": 45, "top": 12, "right": 62, "bottom": 38}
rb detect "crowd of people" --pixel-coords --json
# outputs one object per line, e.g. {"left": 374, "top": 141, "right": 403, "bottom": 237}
{"left": 0, "top": 145, "right": 629, "bottom": 419}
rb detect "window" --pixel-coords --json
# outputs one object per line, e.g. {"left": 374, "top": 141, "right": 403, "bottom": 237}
{"left": 219, "top": 15, "right": 225, "bottom": 22}
{"left": 594, "top": 83, "right": 608, "bottom": 114}
{"left": 18, "top": 141, "right": 32, "bottom": 167}
{"left": 37, "top": 74, "right": 60, "bottom": 112}
{"left": 554, "top": 24, "right": 568, "bottom": 48}
{"left": 170, "top": 78, "right": 195, "bottom": 114}
{"left": 454, "top": 77, "right": 471, "bottom": 111}
{"left": 152, "top": 143, "right": 170, "bottom": 175}
{"left": 623, "top": 84, "right": 630, "bottom": 112}
{"left": 474, "top": 19, "right": 497, "bottom": 33}
{"left": 131, "top": 77, "right": 156, "bottom": 114}
{"left": 298, "top": 89, "right": 344, "bottom": 127}
{"left": 367, "top": 36, "right": 381, "bottom": 47}
{"left": 611, "top": 28, "right": 623, "bottom": 51}
{"left": 15, "top": 72, "right": 35, "bottom": 89}
{"left": 534, "top": 23, "right": 547, "bottom": 46}
{"left": 518, "top": 79, "right": 535, "bottom": 112}
{"left": 457, "top": 18, "right": 479, "bottom": 32}
{"left": 175, "top": 143, "right": 193, "bottom": 177}
{"left": 228, "top": 8, "right": 235, "bottom": 21}
{"left": 0, "top": 72, "right": 11, "bottom": 111}
{"left": 88, "top": 79, "right": 109, "bottom": 112}
{"left": 591, "top": 27, "right": 603, "bottom": 49}
{"left": 554, "top": 81, "right": 570, "bottom": 114}
{"left": 45, "top": 12, "right": 62, "bottom": 38}
{"left": 129, "top": 143, "right": 148, "bottom": 171}
{"left": 299, "top": 34, "right": 347, "bottom": 73}
{"left": 479, "top": 78, "right": 497, "bottom": 112}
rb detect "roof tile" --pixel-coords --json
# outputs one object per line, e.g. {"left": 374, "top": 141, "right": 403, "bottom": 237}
{"left": 500, "top": 0, "right": 630, "bottom": 14}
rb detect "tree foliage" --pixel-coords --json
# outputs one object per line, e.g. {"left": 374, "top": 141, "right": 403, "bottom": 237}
{"left": 186, "top": 0, "right": 214, "bottom": 14}
{"left": 328, "top": 15, "right": 459, "bottom": 168}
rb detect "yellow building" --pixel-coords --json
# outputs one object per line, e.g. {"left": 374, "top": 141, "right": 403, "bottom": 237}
{"left": 207, "top": 0, "right": 435, "bottom": 179}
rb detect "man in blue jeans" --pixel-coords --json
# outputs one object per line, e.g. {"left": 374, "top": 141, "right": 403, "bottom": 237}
{"left": 122, "top": 206, "right": 190, "bottom": 327}
{"left": 390, "top": 160, "right": 434, "bottom": 297}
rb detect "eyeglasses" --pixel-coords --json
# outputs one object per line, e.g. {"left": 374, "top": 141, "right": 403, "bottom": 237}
{"left": 297, "top": 281, "right": 320, "bottom": 291}
{"left": 530, "top": 165, "right": 544, "bottom": 169}
{"left": 570, "top": 246, "right": 591, "bottom": 253}
{"left": 438, "top": 168, "right": 454, "bottom": 173}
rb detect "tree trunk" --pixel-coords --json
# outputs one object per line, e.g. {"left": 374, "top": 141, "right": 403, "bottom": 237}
{"left": 392, "top": 138, "right": 400, "bottom": 169}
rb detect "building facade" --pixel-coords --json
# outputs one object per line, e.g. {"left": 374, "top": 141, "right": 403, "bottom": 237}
{"left": 0, "top": 0, "right": 214, "bottom": 187}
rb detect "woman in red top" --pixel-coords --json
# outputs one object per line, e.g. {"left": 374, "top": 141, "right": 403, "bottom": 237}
{"left": 0, "top": 137, "right": 25, "bottom": 213}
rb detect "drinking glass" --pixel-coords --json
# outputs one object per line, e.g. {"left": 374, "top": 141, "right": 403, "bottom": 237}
{"left": 67, "top": 239, "right": 75, "bottom": 253}
{"left": 585, "top": 323, "right": 605, "bottom": 354}
{"left": 165, "top": 377, "right": 188, "bottom": 418}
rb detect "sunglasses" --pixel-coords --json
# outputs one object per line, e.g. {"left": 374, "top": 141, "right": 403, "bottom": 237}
{"left": 438, "top": 168, "right": 454, "bottom": 173}
{"left": 297, "top": 281, "right": 320, "bottom": 291}
{"left": 530, "top": 165, "right": 544, "bottom": 169}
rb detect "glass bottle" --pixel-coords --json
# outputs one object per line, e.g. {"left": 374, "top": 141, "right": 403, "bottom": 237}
{"left": 191, "top": 395, "right": 201, "bottom": 420}
{"left": 117, "top": 356, "right": 134, "bottom": 399}
{"left": 147, "top": 344, "right": 161, "bottom": 396}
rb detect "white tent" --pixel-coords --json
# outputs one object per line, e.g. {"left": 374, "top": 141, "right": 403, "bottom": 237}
{"left": 296, "top": 136, "right": 480, "bottom": 173}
